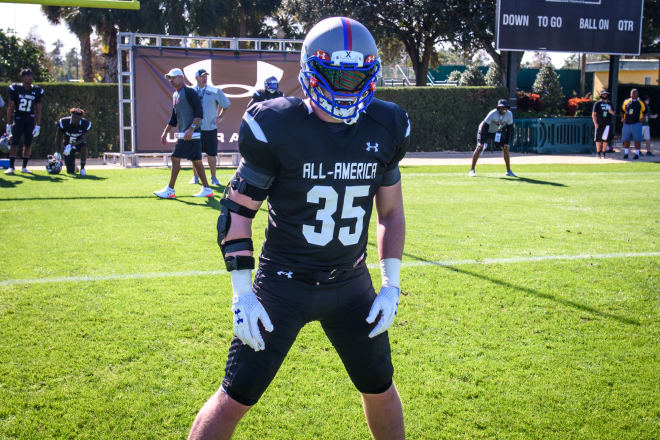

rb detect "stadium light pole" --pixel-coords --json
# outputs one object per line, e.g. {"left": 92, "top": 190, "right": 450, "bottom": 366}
{"left": 0, "top": 0, "right": 140, "bottom": 9}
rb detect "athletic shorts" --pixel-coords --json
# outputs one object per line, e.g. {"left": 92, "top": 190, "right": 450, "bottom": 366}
{"left": 221, "top": 264, "right": 394, "bottom": 406}
{"left": 621, "top": 123, "right": 643, "bottom": 143}
{"left": 201, "top": 130, "right": 218, "bottom": 156}
{"left": 477, "top": 131, "right": 506, "bottom": 150}
{"left": 594, "top": 124, "right": 613, "bottom": 143}
{"left": 10, "top": 117, "right": 35, "bottom": 147}
{"left": 642, "top": 125, "right": 651, "bottom": 141}
{"left": 172, "top": 139, "right": 202, "bottom": 161}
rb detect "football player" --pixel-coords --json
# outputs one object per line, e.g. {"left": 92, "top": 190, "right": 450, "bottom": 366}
{"left": 5, "top": 69, "right": 44, "bottom": 175}
{"left": 592, "top": 90, "right": 615, "bottom": 158}
{"left": 55, "top": 108, "right": 92, "bottom": 175}
{"left": 247, "top": 76, "right": 284, "bottom": 107}
{"left": 188, "top": 17, "right": 408, "bottom": 440}
{"left": 469, "top": 99, "right": 516, "bottom": 177}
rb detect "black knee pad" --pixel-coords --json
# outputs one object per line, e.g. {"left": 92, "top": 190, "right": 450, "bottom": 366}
{"left": 64, "top": 154, "right": 76, "bottom": 173}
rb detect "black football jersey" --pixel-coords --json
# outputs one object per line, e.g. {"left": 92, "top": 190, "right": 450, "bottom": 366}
{"left": 8, "top": 83, "right": 44, "bottom": 118}
{"left": 58, "top": 117, "right": 92, "bottom": 143}
{"left": 238, "top": 97, "right": 409, "bottom": 271}
{"left": 592, "top": 100, "right": 613, "bottom": 125}
{"left": 248, "top": 89, "right": 284, "bottom": 107}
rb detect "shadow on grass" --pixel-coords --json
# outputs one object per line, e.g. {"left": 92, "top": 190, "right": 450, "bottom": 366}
{"left": 402, "top": 251, "right": 640, "bottom": 326}
{"left": 0, "top": 178, "right": 23, "bottom": 188}
{"left": 14, "top": 173, "right": 67, "bottom": 182}
{"left": 0, "top": 195, "right": 156, "bottom": 201}
{"left": 491, "top": 176, "right": 567, "bottom": 187}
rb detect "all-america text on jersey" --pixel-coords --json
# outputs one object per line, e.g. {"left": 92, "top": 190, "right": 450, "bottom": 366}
{"left": 302, "top": 161, "right": 379, "bottom": 180}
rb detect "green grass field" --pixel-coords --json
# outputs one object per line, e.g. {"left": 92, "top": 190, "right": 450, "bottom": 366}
{"left": 1, "top": 163, "right": 659, "bottom": 440}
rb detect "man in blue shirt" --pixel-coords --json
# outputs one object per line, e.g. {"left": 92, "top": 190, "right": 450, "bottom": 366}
{"left": 190, "top": 68, "right": 231, "bottom": 186}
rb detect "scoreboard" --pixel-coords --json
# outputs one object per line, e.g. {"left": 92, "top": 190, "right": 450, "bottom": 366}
{"left": 496, "top": 0, "right": 644, "bottom": 55}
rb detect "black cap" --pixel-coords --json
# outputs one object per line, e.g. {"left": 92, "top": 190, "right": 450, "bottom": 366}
{"left": 20, "top": 68, "right": 33, "bottom": 77}
{"left": 496, "top": 98, "right": 509, "bottom": 108}
{"left": 195, "top": 68, "right": 209, "bottom": 77}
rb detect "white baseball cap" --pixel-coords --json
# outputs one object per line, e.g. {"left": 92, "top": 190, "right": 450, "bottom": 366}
{"left": 164, "top": 68, "right": 184, "bottom": 79}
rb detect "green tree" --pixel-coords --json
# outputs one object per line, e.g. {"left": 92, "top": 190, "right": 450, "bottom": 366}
{"left": 445, "top": 0, "right": 524, "bottom": 87}
{"left": 64, "top": 47, "right": 80, "bottom": 80}
{"left": 41, "top": 7, "right": 94, "bottom": 82}
{"left": 484, "top": 63, "right": 503, "bottom": 87}
{"left": 48, "top": 40, "right": 66, "bottom": 81}
{"left": 447, "top": 70, "right": 463, "bottom": 83}
{"left": 285, "top": 0, "right": 450, "bottom": 86}
{"left": 533, "top": 63, "right": 564, "bottom": 114}
{"left": 459, "top": 65, "right": 486, "bottom": 86}
{"left": 642, "top": 0, "right": 660, "bottom": 47}
{"left": 0, "top": 29, "right": 52, "bottom": 82}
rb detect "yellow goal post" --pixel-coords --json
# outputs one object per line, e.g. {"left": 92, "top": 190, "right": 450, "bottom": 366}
{"left": 0, "top": 0, "right": 140, "bottom": 10}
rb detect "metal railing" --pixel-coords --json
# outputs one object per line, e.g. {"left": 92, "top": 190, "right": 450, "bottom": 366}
{"left": 512, "top": 118, "right": 595, "bottom": 154}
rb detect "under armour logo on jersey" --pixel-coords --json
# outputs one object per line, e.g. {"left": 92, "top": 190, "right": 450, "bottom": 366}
{"left": 277, "top": 271, "right": 293, "bottom": 278}
{"left": 366, "top": 142, "right": 379, "bottom": 152}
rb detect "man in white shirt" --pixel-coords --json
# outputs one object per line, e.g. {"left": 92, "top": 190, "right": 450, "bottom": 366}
{"left": 190, "top": 68, "right": 231, "bottom": 186}
{"left": 469, "top": 99, "right": 516, "bottom": 177}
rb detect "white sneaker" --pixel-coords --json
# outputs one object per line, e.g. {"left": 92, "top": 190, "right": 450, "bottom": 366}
{"left": 154, "top": 186, "right": 176, "bottom": 199}
{"left": 468, "top": 169, "right": 476, "bottom": 177}
{"left": 193, "top": 187, "right": 214, "bottom": 198}
{"left": 80, "top": 169, "right": 87, "bottom": 176}
{"left": 21, "top": 167, "right": 31, "bottom": 174}
{"left": 505, "top": 170, "right": 517, "bottom": 177}
{"left": 5, "top": 167, "right": 14, "bottom": 175}
{"left": 189, "top": 176, "right": 199, "bottom": 184}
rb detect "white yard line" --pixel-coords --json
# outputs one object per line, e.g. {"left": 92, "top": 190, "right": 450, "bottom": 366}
{"left": 2, "top": 252, "right": 658, "bottom": 287}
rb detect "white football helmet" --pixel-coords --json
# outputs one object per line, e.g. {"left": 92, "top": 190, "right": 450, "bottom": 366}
{"left": 299, "top": 17, "right": 380, "bottom": 124}
{"left": 0, "top": 133, "right": 10, "bottom": 154}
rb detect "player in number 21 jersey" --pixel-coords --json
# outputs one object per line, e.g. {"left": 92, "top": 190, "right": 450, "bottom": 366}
{"left": 5, "top": 69, "right": 44, "bottom": 175}
{"left": 188, "top": 17, "right": 409, "bottom": 439}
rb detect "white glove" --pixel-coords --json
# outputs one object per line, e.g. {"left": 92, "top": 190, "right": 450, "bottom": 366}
{"left": 366, "top": 286, "right": 400, "bottom": 338}
{"left": 63, "top": 144, "right": 72, "bottom": 156}
{"left": 366, "top": 258, "right": 402, "bottom": 338}
{"left": 32, "top": 125, "right": 40, "bottom": 137}
{"left": 5, "top": 124, "right": 10, "bottom": 134}
{"left": 54, "top": 152, "right": 62, "bottom": 161}
{"left": 230, "top": 269, "right": 274, "bottom": 351}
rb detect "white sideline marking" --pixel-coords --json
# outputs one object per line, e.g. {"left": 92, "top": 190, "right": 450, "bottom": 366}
{"left": 2, "top": 252, "right": 659, "bottom": 287}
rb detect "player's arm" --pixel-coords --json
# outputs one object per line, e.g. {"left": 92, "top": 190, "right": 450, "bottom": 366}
{"left": 217, "top": 110, "right": 279, "bottom": 351}
{"left": 76, "top": 130, "right": 90, "bottom": 146}
{"left": 161, "top": 109, "right": 177, "bottom": 145}
{"left": 375, "top": 181, "right": 405, "bottom": 261}
{"left": 32, "top": 89, "right": 43, "bottom": 137}
{"left": 6, "top": 93, "right": 14, "bottom": 134}
{"left": 215, "top": 90, "right": 230, "bottom": 124}
{"left": 366, "top": 108, "right": 409, "bottom": 338}
{"left": 184, "top": 87, "right": 203, "bottom": 140}
{"left": 592, "top": 103, "right": 599, "bottom": 127}
{"left": 503, "top": 120, "right": 514, "bottom": 146}
{"left": 478, "top": 111, "right": 494, "bottom": 148}
{"left": 35, "top": 102, "right": 42, "bottom": 126}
